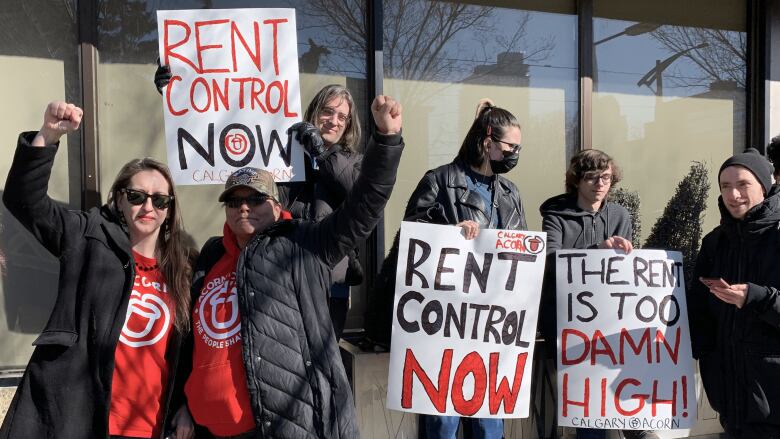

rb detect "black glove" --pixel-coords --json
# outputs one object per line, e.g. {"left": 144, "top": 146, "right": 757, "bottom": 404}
{"left": 154, "top": 58, "right": 172, "bottom": 95}
{"left": 345, "top": 249, "right": 364, "bottom": 286}
{"left": 287, "top": 121, "right": 326, "bottom": 157}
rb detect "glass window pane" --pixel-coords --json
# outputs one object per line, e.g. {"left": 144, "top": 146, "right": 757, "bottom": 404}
{"left": 382, "top": 0, "right": 578, "bottom": 250}
{"left": 0, "top": 0, "right": 82, "bottom": 368}
{"left": 593, "top": 0, "right": 746, "bottom": 242}
{"left": 97, "top": 0, "right": 367, "bottom": 244}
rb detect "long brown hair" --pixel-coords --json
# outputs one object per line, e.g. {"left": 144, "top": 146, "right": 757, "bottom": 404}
{"left": 107, "top": 158, "right": 193, "bottom": 333}
{"left": 303, "top": 84, "right": 362, "bottom": 151}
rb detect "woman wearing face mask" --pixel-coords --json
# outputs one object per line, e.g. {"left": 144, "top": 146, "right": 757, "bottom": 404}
{"left": 403, "top": 100, "right": 527, "bottom": 439}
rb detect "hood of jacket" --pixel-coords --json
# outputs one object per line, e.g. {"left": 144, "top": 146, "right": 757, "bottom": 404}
{"left": 540, "top": 192, "right": 631, "bottom": 250}
{"left": 540, "top": 192, "right": 621, "bottom": 218}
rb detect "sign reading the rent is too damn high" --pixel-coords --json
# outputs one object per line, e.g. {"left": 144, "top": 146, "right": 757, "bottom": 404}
{"left": 556, "top": 249, "right": 696, "bottom": 431}
{"left": 387, "top": 222, "right": 546, "bottom": 418}
{"left": 157, "top": 8, "right": 305, "bottom": 185}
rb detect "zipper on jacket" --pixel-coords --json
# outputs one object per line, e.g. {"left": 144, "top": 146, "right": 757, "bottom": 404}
{"left": 732, "top": 223, "right": 743, "bottom": 431}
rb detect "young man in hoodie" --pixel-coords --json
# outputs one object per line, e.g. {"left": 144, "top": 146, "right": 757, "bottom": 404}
{"left": 539, "top": 149, "right": 658, "bottom": 439}
{"left": 688, "top": 149, "right": 780, "bottom": 438}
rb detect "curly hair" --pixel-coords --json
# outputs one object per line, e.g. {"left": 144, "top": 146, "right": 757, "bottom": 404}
{"left": 565, "top": 149, "right": 623, "bottom": 195}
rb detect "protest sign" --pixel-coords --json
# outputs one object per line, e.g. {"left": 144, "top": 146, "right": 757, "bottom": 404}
{"left": 156, "top": 8, "right": 304, "bottom": 185}
{"left": 556, "top": 250, "right": 696, "bottom": 431}
{"left": 387, "top": 222, "right": 546, "bottom": 418}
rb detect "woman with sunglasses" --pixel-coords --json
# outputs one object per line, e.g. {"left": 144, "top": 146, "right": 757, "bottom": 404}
{"left": 2, "top": 101, "right": 195, "bottom": 439}
{"left": 398, "top": 99, "right": 526, "bottom": 439}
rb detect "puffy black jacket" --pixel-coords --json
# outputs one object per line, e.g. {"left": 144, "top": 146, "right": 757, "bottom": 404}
{"left": 190, "top": 132, "right": 403, "bottom": 438}
{"left": 688, "top": 186, "right": 780, "bottom": 438}
{"left": 1, "top": 133, "right": 184, "bottom": 439}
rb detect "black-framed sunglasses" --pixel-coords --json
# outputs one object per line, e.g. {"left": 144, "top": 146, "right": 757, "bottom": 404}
{"left": 223, "top": 194, "right": 272, "bottom": 209}
{"left": 121, "top": 188, "right": 174, "bottom": 209}
{"left": 490, "top": 136, "right": 522, "bottom": 154}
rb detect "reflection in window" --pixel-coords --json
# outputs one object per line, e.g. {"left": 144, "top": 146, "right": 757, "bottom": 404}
{"left": 0, "top": 0, "right": 82, "bottom": 368}
{"left": 592, "top": 0, "right": 746, "bottom": 244}
{"left": 382, "top": 0, "right": 578, "bottom": 243}
{"left": 96, "top": 0, "right": 370, "bottom": 330}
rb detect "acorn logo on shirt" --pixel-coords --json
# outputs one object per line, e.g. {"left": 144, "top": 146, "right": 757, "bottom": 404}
{"left": 194, "top": 273, "right": 242, "bottom": 349}
{"left": 119, "top": 287, "right": 171, "bottom": 348}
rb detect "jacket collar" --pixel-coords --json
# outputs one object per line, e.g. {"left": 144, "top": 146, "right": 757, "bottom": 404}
{"left": 448, "top": 161, "right": 514, "bottom": 196}
{"left": 93, "top": 205, "right": 133, "bottom": 265}
{"left": 718, "top": 185, "right": 780, "bottom": 235}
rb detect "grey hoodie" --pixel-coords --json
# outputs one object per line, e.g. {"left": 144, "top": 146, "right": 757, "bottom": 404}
{"left": 538, "top": 192, "right": 633, "bottom": 344}
{"left": 539, "top": 192, "right": 632, "bottom": 252}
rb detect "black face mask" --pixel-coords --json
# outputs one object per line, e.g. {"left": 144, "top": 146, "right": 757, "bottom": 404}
{"left": 489, "top": 151, "right": 519, "bottom": 174}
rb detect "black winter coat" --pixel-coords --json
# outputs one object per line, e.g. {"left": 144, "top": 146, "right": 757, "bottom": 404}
{"left": 278, "top": 146, "right": 363, "bottom": 284}
{"left": 0, "top": 133, "right": 183, "bottom": 439}
{"left": 688, "top": 186, "right": 780, "bottom": 438}
{"left": 188, "top": 132, "right": 403, "bottom": 438}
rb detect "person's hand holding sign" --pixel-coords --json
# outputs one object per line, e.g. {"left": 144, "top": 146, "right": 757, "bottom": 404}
{"left": 371, "top": 95, "right": 402, "bottom": 135}
{"left": 599, "top": 235, "right": 633, "bottom": 253}
{"left": 32, "top": 101, "right": 83, "bottom": 147}
{"left": 288, "top": 121, "right": 326, "bottom": 157}
{"left": 456, "top": 220, "right": 480, "bottom": 240}
{"left": 154, "top": 59, "right": 172, "bottom": 95}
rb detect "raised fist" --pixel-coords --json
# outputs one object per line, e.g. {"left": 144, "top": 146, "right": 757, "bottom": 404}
{"left": 287, "top": 121, "right": 326, "bottom": 157}
{"left": 371, "top": 95, "right": 402, "bottom": 135}
{"left": 35, "top": 101, "right": 83, "bottom": 146}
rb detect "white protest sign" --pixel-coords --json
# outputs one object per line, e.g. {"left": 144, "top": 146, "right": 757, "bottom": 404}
{"left": 157, "top": 8, "right": 304, "bottom": 185}
{"left": 556, "top": 249, "right": 696, "bottom": 431}
{"left": 387, "top": 222, "right": 546, "bottom": 418}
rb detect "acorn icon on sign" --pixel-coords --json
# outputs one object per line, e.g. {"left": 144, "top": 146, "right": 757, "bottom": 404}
{"left": 524, "top": 235, "right": 545, "bottom": 254}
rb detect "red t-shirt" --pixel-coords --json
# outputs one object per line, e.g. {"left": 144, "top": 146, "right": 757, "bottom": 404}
{"left": 185, "top": 224, "right": 255, "bottom": 436}
{"left": 109, "top": 251, "right": 175, "bottom": 438}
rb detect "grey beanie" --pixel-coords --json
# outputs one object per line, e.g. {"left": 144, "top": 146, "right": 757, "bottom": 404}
{"left": 718, "top": 148, "right": 773, "bottom": 194}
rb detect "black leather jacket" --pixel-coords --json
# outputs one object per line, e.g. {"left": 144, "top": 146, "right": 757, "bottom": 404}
{"left": 404, "top": 160, "right": 527, "bottom": 229}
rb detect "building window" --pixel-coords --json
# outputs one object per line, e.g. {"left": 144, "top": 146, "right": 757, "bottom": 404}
{"left": 0, "top": 0, "right": 82, "bottom": 369}
{"left": 592, "top": 0, "right": 746, "bottom": 241}
{"left": 382, "top": 0, "right": 578, "bottom": 244}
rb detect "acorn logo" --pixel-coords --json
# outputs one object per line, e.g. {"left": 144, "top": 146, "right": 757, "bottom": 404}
{"left": 524, "top": 235, "right": 545, "bottom": 255}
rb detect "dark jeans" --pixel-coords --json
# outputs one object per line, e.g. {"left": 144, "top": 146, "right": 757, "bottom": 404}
{"left": 421, "top": 414, "right": 503, "bottom": 439}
